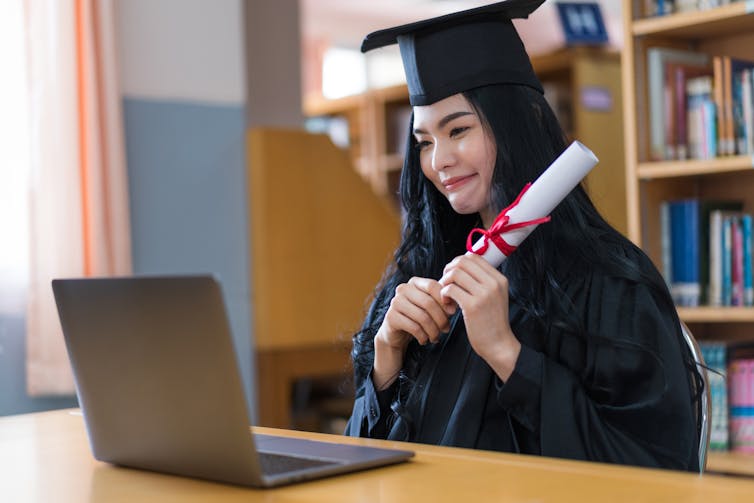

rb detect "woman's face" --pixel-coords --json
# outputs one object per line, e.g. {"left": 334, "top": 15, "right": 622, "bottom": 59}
{"left": 412, "top": 93, "right": 497, "bottom": 225}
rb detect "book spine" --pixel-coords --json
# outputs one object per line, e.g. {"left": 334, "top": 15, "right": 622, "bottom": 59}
{"left": 702, "top": 99, "right": 717, "bottom": 159}
{"left": 675, "top": 66, "right": 688, "bottom": 159}
{"left": 732, "top": 216, "right": 744, "bottom": 306}
{"left": 709, "top": 210, "right": 723, "bottom": 306}
{"left": 724, "top": 56, "right": 735, "bottom": 155}
{"left": 743, "top": 214, "right": 753, "bottom": 306}
{"left": 670, "top": 200, "right": 701, "bottom": 306}
{"left": 733, "top": 68, "right": 746, "bottom": 155}
{"left": 702, "top": 342, "right": 729, "bottom": 450}
{"left": 661, "top": 201, "right": 673, "bottom": 289}
{"left": 687, "top": 199, "right": 701, "bottom": 307}
{"left": 665, "top": 66, "right": 677, "bottom": 160}
{"left": 723, "top": 216, "right": 733, "bottom": 306}
{"left": 648, "top": 49, "right": 666, "bottom": 161}
{"left": 744, "top": 69, "right": 754, "bottom": 154}
{"left": 687, "top": 78, "right": 703, "bottom": 159}
{"left": 714, "top": 56, "right": 726, "bottom": 156}
{"left": 729, "top": 359, "right": 754, "bottom": 453}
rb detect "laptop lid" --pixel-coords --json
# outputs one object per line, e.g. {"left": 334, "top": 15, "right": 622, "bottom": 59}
{"left": 52, "top": 275, "right": 412, "bottom": 487}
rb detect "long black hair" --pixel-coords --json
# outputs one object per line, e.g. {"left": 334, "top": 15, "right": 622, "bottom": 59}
{"left": 351, "top": 84, "right": 700, "bottom": 425}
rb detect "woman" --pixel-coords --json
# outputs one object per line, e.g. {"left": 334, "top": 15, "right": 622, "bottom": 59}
{"left": 345, "top": 0, "right": 701, "bottom": 471}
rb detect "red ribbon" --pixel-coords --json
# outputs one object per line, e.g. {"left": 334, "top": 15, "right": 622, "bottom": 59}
{"left": 466, "top": 183, "right": 552, "bottom": 257}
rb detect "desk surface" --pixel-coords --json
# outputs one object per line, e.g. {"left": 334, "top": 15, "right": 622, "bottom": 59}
{"left": 3, "top": 409, "right": 754, "bottom": 502}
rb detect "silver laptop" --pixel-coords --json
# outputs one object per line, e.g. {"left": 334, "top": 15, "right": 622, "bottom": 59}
{"left": 52, "top": 275, "right": 413, "bottom": 488}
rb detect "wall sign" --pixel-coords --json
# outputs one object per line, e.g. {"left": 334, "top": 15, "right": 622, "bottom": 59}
{"left": 556, "top": 2, "right": 608, "bottom": 46}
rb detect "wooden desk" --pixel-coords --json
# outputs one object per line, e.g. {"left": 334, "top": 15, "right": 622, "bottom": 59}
{"left": 4, "top": 409, "right": 754, "bottom": 502}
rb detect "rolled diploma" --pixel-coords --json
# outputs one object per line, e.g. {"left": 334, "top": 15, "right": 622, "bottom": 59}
{"left": 468, "top": 141, "right": 599, "bottom": 267}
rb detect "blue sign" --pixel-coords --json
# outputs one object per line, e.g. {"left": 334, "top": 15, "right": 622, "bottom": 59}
{"left": 556, "top": 2, "right": 608, "bottom": 46}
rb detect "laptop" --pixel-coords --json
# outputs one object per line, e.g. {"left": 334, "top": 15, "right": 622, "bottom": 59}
{"left": 52, "top": 275, "right": 413, "bottom": 488}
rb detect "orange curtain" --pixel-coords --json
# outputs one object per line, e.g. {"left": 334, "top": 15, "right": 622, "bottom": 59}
{"left": 25, "top": 0, "right": 132, "bottom": 395}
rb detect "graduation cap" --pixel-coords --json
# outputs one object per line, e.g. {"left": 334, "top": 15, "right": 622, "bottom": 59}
{"left": 361, "top": 0, "right": 545, "bottom": 106}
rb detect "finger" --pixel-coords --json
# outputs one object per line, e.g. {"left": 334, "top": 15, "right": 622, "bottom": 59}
{"left": 405, "top": 279, "right": 452, "bottom": 331}
{"left": 440, "top": 283, "right": 473, "bottom": 311}
{"left": 439, "top": 266, "right": 479, "bottom": 298}
{"left": 443, "top": 254, "right": 495, "bottom": 284}
{"left": 386, "top": 309, "right": 430, "bottom": 345}
{"left": 409, "top": 277, "right": 444, "bottom": 303}
{"left": 394, "top": 293, "right": 447, "bottom": 341}
{"left": 412, "top": 277, "right": 458, "bottom": 316}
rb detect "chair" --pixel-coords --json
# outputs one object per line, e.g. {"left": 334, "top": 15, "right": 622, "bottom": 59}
{"left": 679, "top": 321, "right": 711, "bottom": 473}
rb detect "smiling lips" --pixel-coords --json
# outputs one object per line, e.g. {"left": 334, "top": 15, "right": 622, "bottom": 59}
{"left": 442, "top": 174, "right": 477, "bottom": 192}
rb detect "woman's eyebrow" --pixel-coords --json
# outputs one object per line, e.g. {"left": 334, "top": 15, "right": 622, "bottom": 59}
{"left": 413, "top": 111, "right": 474, "bottom": 134}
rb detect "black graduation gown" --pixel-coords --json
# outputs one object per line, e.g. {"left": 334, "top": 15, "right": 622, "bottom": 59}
{"left": 345, "top": 249, "right": 699, "bottom": 471}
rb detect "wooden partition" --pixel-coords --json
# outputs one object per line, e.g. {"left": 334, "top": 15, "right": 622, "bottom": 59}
{"left": 247, "top": 128, "right": 400, "bottom": 428}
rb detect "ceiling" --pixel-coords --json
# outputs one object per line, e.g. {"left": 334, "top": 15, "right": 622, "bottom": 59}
{"left": 299, "top": 0, "right": 624, "bottom": 55}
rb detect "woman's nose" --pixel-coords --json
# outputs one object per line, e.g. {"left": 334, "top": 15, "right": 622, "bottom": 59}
{"left": 431, "top": 141, "right": 454, "bottom": 172}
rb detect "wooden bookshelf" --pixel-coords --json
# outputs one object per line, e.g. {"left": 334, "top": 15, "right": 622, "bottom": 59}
{"left": 621, "top": 0, "right": 754, "bottom": 474}
{"left": 303, "top": 48, "right": 628, "bottom": 234}
{"left": 304, "top": 83, "right": 409, "bottom": 203}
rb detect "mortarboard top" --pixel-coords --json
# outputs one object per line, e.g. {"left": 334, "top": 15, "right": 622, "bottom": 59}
{"left": 361, "top": 0, "right": 546, "bottom": 106}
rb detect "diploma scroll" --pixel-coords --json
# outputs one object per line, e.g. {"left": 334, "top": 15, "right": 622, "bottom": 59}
{"left": 468, "top": 141, "right": 599, "bottom": 267}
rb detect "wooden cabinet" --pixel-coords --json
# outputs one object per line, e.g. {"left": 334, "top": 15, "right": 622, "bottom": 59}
{"left": 621, "top": 0, "right": 754, "bottom": 474}
{"left": 247, "top": 128, "right": 400, "bottom": 429}
{"left": 304, "top": 48, "right": 627, "bottom": 235}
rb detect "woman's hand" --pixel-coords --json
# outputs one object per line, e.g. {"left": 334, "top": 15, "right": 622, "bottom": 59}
{"left": 372, "top": 277, "right": 455, "bottom": 389}
{"left": 439, "top": 254, "right": 521, "bottom": 381}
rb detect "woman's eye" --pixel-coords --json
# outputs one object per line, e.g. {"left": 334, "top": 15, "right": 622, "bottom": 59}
{"left": 450, "top": 126, "right": 469, "bottom": 137}
{"left": 415, "top": 140, "right": 432, "bottom": 151}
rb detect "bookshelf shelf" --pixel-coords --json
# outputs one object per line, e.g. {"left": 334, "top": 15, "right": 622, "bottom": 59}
{"left": 632, "top": 2, "right": 753, "bottom": 38}
{"left": 303, "top": 92, "right": 364, "bottom": 117}
{"left": 707, "top": 450, "right": 754, "bottom": 476}
{"left": 678, "top": 306, "right": 754, "bottom": 323}
{"left": 637, "top": 155, "right": 754, "bottom": 179}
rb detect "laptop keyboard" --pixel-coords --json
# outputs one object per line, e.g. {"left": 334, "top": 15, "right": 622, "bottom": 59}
{"left": 259, "top": 452, "right": 340, "bottom": 475}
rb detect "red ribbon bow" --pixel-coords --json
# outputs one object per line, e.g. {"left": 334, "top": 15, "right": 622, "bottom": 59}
{"left": 466, "top": 183, "right": 552, "bottom": 257}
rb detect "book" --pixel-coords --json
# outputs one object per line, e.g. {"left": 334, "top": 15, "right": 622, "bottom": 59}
{"left": 714, "top": 56, "right": 726, "bottom": 156}
{"left": 723, "top": 56, "right": 734, "bottom": 155}
{"left": 700, "top": 341, "right": 728, "bottom": 451}
{"left": 668, "top": 62, "right": 713, "bottom": 160}
{"left": 686, "top": 75, "right": 716, "bottom": 159}
{"left": 728, "top": 357, "right": 754, "bottom": 453}
{"left": 700, "top": 201, "right": 743, "bottom": 304}
{"left": 732, "top": 216, "right": 744, "bottom": 306}
{"left": 660, "top": 201, "right": 673, "bottom": 288}
{"left": 723, "top": 215, "right": 734, "bottom": 306}
{"left": 729, "top": 58, "right": 754, "bottom": 154}
{"left": 743, "top": 214, "right": 753, "bottom": 306}
{"left": 669, "top": 199, "right": 701, "bottom": 306}
{"left": 647, "top": 48, "right": 710, "bottom": 161}
{"left": 742, "top": 68, "right": 754, "bottom": 154}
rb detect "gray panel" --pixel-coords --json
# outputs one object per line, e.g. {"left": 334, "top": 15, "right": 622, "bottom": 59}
{"left": 122, "top": 98, "right": 255, "bottom": 419}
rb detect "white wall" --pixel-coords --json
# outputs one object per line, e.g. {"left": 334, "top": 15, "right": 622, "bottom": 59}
{"left": 117, "top": 0, "right": 246, "bottom": 104}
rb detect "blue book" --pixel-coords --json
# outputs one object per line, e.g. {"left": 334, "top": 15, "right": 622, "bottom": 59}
{"left": 700, "top": 341, "right": 729, "bottom": 451}
{"left": 723, "top": 216, "right": 733, "bottom": 306}
{"left": 669, "top": 199, "right": 701, "bottom": 306}
{"left": 743, "top": 214, "right": 753, "bottom": 306}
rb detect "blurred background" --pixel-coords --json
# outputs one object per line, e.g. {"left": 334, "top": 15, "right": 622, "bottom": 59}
{"left": 0, "top": 0, "right": 623, "bottom": 431}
